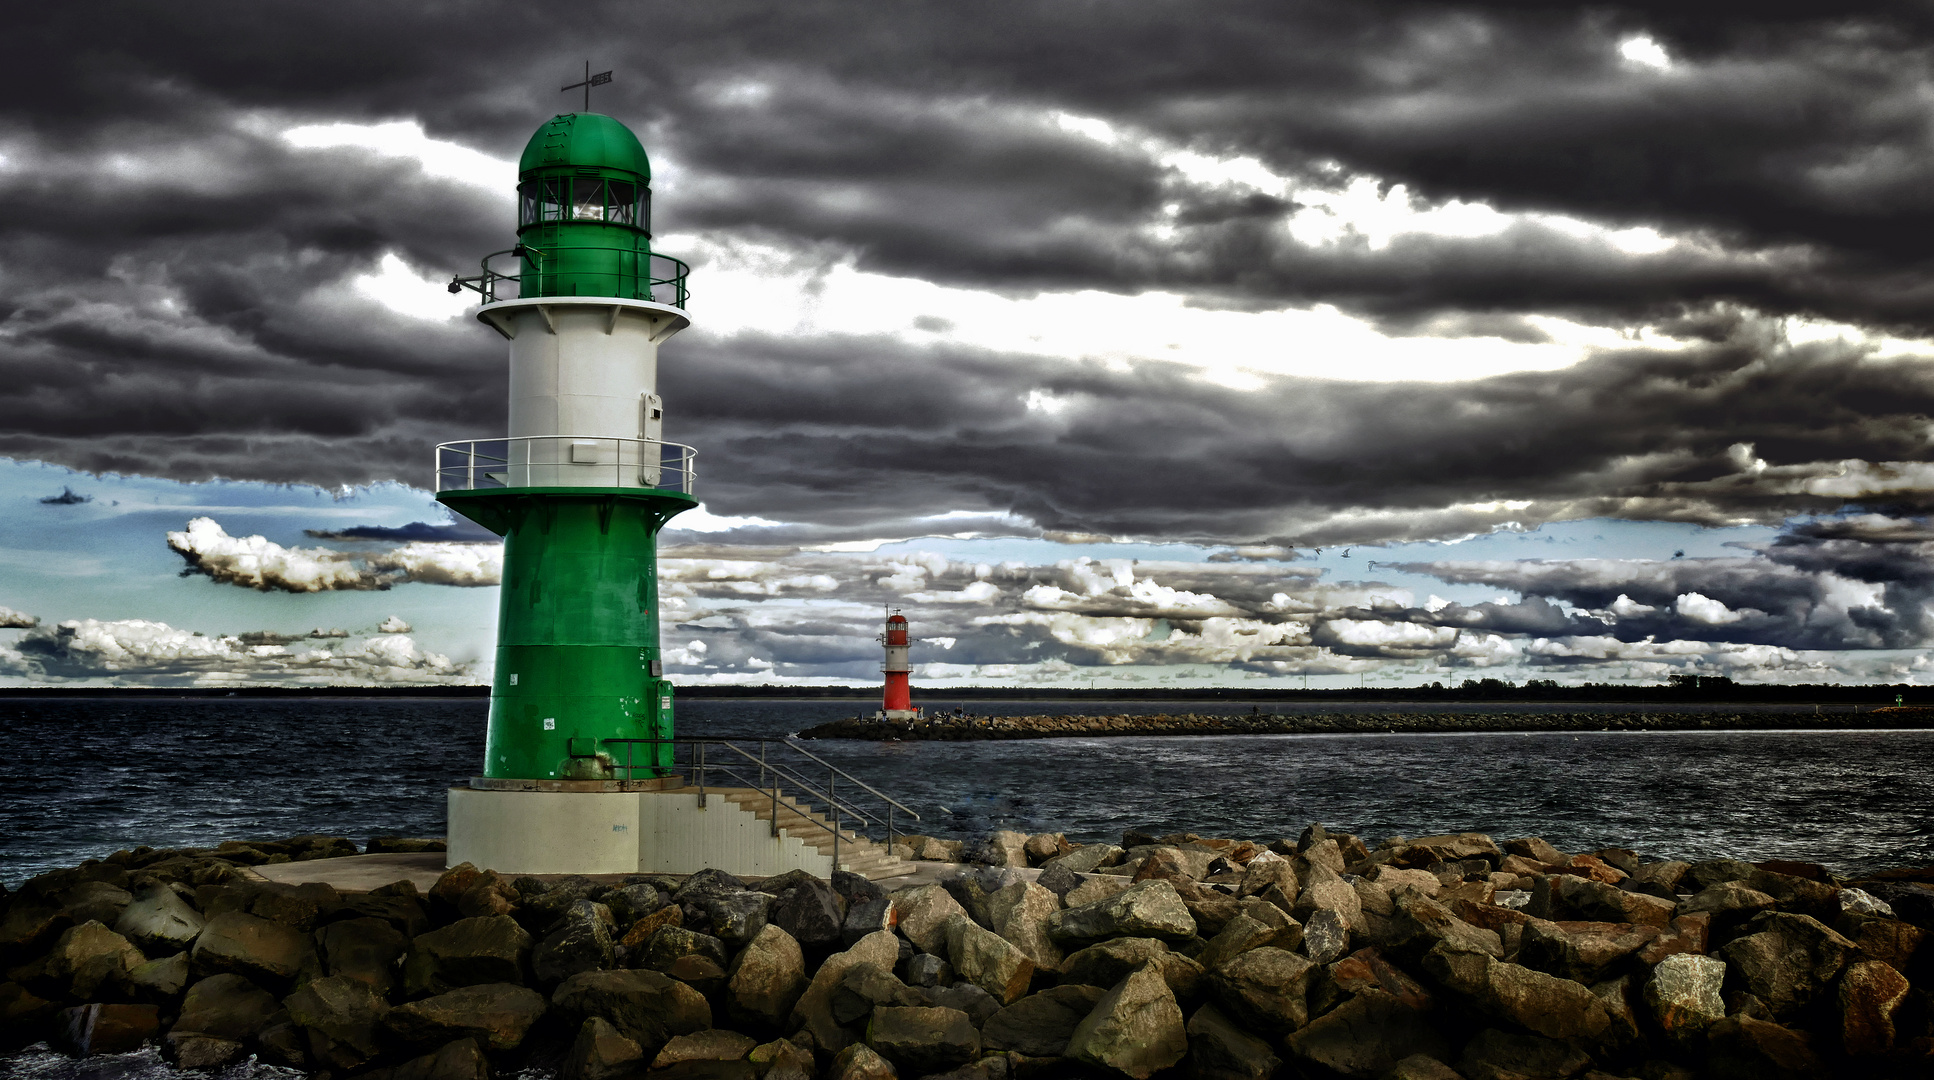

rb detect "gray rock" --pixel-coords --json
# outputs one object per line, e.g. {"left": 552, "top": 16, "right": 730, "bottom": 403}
{"left": 369, "top": 1034, "right": 493, "bottom": 1080}
{"left": 317, "top": 916, "right": 409, "bottom": 998}
{"left": 903, "top": 952, "right": 952, "bottom": 988}
{"left": 704, "top": 891, "right": 772, "bottom": 947}
{"left": 644, "top": 925, "right": 728, "bottom": 977}
{"left": 1185, "top": 1002, "right": 1282, "bottom": 1080}
{"left": 533, "top": 900, "right": 617, "bottom": 986}
{"left": 1718, "top": 912, "right": 1855, "bottom": 1018}
{"left": 283, "top": 973, "right": 390, "bottom": 1070}
{"left": 603, "top": 883, "right": 664, "bottom": 929}
{"left": 1302, "top": 908, "right": 1351, "bottom": 965}
{"left": 981, "top": 983, "right": 1104, "bottom": 1056}
{"left": 827, "top": 1041, "right": 898, "bottom": 1080}
{"left": 172, "top": 973, "right": 280, "bottom": 1042}
{"left": 1063, "top": 875, "right": 1135, "bottom": 908}
{"left": 1421, "top": 942, "right": 1612, "bottom": 1043}
{"left": 1516, "top": 918, "right": 1658, "bottom": 983}
{"left": 1530, "top": 874, "right": 1676, "bottom": 927}
{"left": 1283, "top": 989, "right": 1450, "bottom": 1078}
{"left": 59, "top": 881, "right": 134, "bottom": 928}
{"left": 925, "top": 980, "right": 1000, "bottom": 1027}
{"left": 892, "top": 884, "right": 968, "bottom": 955}
{"left": 944, "top": 913, "right": 1035, "bottom": 1004}
{"left": 1066, "top": 966, "right": 1187, "bottom": 1079}
{"left": 52, "top": 1002, "right": 159, "bottom": 1056}
{"left": 562, "top": 1016, "right": 643, "bottom": 1080}
{"left": 726, "top": 923, "right": 808, "bottom": 1031}
{"left": 842, "top": 896, "right": 891, "bottom": 947}
{"left": 1291, "top": 863, "right": 1362, "bottom": 932}
{"left": 767, "top": 875, "right": 847, "bottom": 950}
{"left": 1456, "top": 1027, "right": 1590, "bottom": 1080}
{"left": 1042, "top": 844, "right": 1124, "bottom": 876}
{"left": 114, "top": 885, "right": 204, "bottom": 956}
{"left": 831, "top": 962, "right": 927, "bottom": 1025}
{"left": 652, "top": 1028, "right": 758, "bottom": 1068}
{"left": 985, "top": 880, "right": 1063, "bottom": 970}
{"left": 1378, "top": 893, "right": 1501, "bottom": 961}
{"left": 24, "top": 921, "right": 145, "bottom": 1000}
{"left": 386, "top": 981, "right": 547, "bottom": 1051}
{"left": 1209, "top": 946, "right": 1317, "bottom": 1035}
{"left": 788, "top": 930, "right": 900, "bottom": 1055}
{"left": 1035, "top": 862, "right": 1081, "bottom": 899}
{"left": 1647, "top": 960, "right": 1725, "bottom": 1045}
{"left": 1059, "top": 937, "right": 1171, "bottom": 990}
{"left": 552, "top": 967, "right": 711, "bottom": 1055}
{"left": 865, "top": 1005, "right": 979, "bottom": 1074}
{"left": 1047, "top": 880, "right": 1196, "bottom": 945}
{"left": 163, "top": 1031, "right": 248, "bottom": 1071}
{"left": 967, "top": 830, "right": 1031, "bottom": 868}
{"left": 1197, "top": 914, "right": 1280, "bottom": 972}
{"left": 403, "top": 914, "right": 531, "bottom": 996}
{"left": 128, "top": 951, "right": 191, "bottom": 1003}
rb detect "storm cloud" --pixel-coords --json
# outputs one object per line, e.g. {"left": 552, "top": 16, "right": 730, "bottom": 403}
{"left": 4, "top": 1, "right": 1934, "bottom": 554}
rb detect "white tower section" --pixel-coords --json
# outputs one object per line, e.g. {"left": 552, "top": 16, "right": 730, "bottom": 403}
{"left": 477, "top": 298, "right": 690, "bottom": 488}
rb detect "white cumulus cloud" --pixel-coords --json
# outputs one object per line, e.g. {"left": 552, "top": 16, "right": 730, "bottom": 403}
{"left": 0, "top": 618, "right": 468, "bottom": 685}
{"left": 0, "top": 605, "right": 39, "bottom": 629}
{"left": 167, "top": 518, "right": 501, "bottom": 591}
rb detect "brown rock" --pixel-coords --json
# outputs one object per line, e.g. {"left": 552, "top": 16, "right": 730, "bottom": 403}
{"left": 371, "top": 1035, "right": 493, "bottom": 1080}
{"left": 562, "top": 1016, "right": 643, "bottom": 1080}
{"left": 827, "top": 1042, "right": 897, "bottom": 1080}
{"left": 788, "top": 930, "right": 900, "bottom": 1056}
{"left": 1516, "top": 919, "right": 1660, "bottom": 983}
{"left": 1838, "top": 958, "right": 1911, "bottom": 1057}
{"left": 1422, "top": 942, "right": 1612, "bottom": 1044}
{"left": 652, "top": 1028, "right": 757, "bottom": 1067}
{"left": 1208, "top": 946, "right": 1316, "bottom": 1034}
{"left": 173, "top": 973, "right": 281, "bottom": 1041}
{"left": 865, "top": 1005, "right": 980, "bottom": 1075}
{"left": 1065, "top": 967, "right": 1187, "bottom": 1080}
{"left": 944, "top": 913, "right": 1034, "bottom": 1004}
{"left": 1643, "top": 954, "right": 1727, "bottom": 1044}
{"left": 725, "top": 923, "right": 807, "bottom": 1031}
{"left": 403, "top": 915, "right": 532, "bottom": 996}
{"left": 982, "top": 983, "right": 1104, "bottom": 1057}
{"left": 1283, "top": 989, "right": 1451, "bottom": 1078}
{"left": 52, "top": 1002, "right": 160, "bottom": 1056}
{"left": 1184, "top": 1002, "right": 1280, "bottom": 1080}
{"left": 163, "top": 1032, "right": 248, "bottom": 1070}
{"left": 191, "top": 911, "right": 313, "bottom": 986}
{"left": 284, "top": 973, "right": 391, "bottom": 1069}
{"left": 618, "top": 903, "right": 681, "bottom": 951}
{"left": 387, "top": 982, "right": 547, "bottom": 1051}
{"left": 1559, "top": 855, "right": 1627, "bottom": 885}
{"left": 1718, "top": 912, "right": 1854, "bottom": 1019}
{"left": 1323, "top": 948, "right": 1434, "bottom": 1013}
{"left": 552, "top": 968, "right": 711, "bottom": 1055}
{"left": 25, "top": 921, "right": 145, "bottom": 1000}
{"left": 1705, "top": 1015, "right": 1826, "bottom": 1080}
{"left": 1636, "top": 913, "right": 1711, "bottom": 966}
{"left": 317, "top": 916, "right": 409, "bottom": 998}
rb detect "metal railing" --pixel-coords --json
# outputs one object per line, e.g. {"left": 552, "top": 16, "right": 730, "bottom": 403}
{"left": 435, "top": 436, "right": 695, "bottom": 495}
{"left": 603, "top": 737, "right": 921, "bottom": 873}
{"left": 448, "top": 247, "right": 691, "bottom": 308}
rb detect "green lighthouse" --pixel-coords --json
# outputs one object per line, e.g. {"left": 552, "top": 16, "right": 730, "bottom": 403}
{"left": 437, "top": 108, "right": 696, "bottom": 870}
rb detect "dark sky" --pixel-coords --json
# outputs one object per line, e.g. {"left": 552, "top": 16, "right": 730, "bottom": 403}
{"left": 8, "top": 2, "right": 1934, "bottom": 684}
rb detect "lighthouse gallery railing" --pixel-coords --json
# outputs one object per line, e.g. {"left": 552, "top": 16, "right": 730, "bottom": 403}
{"left": 435, "top": 436, "right": 696, "bottom": 495}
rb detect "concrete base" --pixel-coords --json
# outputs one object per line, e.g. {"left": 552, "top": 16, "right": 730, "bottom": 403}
{"left": 448, "top": 786, "right": 838, "bottom": 877}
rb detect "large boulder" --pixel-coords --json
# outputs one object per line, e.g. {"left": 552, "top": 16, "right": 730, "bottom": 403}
{"left": 643, "top": 925, "right": 730, "bottom": 995}
{"left": 1516, "top": 919, "right": 1659, "bottom": 983}
{"left": 967, "top": 830, "right": 1031, "bottom": 869}
{"left": 652, "top": 1028, "right": 758, "bottom": 1068}
{"left": 943, "top": 914, "right": 1034, "bottom": 1004}
{"left": 1644, "top": 953, "right": 1727, "bottom": 1044}
{"left": 403, "top": 915, "right": 532, "bottom": 996}
{"left": 387, "top": 982, "right": 547, "bottom": 1051}
{"left": 1291, "top": 864, "right": 1363, "bottom": 933}
{"left": 1209, "top": 946, "right": 1317, "bottom": 1034}
{"left": 1302, "top": 908, "right": 1350, "bottom": 964}
{"left": 788, "top": 929, "right": 900, "bottom": 1055}
{"left": 172, "top": 973, "right": 281, "bottom": 1042}
{"left": 1317, "top": 948, "right": 1435, "bottom": 1015}
{"left": 766, "top": 876, "right": 847, "bottom": 951}
{"left": 552, "top": 968, "right": 710, "bottom": 1055}
{"left": 1421, "top": 942, "right": 1612, "bottom": 1044}
{"left": 865, "top": 1005, "right": 980, "bottom": 1075}
{"left": 1043, "top": 844, "right": 1124, "bottom": 876}
{"left": 247, "top": 881, "right": 342, "bottom": 931}
{"left": 985, "top": 880, "right": 1063, "bottom": 970}
{"left": 317, "top": 916, "right": 409, "bottom": 998}
{"left": 114, "top": 885, "right": 205, "bottom": 956}
{"left": 893, "top": 884, "right": 969, "bottom": 955}
{"left": 1718, "top": 912, "right": 1854, "bottom": 1018}
{"left": 191, "top": 911, "right": 314, "bottom": 987}
{"left": 1705, "top": 1015, "right": 1827, "bottom": 1080}
{"left": 1837, "top": 958, "right": 1911, "bottom": 1057}
{"left": 367, "top": 1035, "right": 492, "bottom": 1080}
{"left": 1060, "top": 937, "right": 1170, "bottom": 990}
{"left": 981, "top": 983, "right": 1104, "bottom": 1056}
{"left": 1048, "top": 880, "right": 1196, "bottom": 945}
{"left": 726, "top": 923, "right": 808, "bottom": 1031}
{"left": 705, "top": 891, "right": 773, "bottom": 948}
{"left": 532, "top": 900, "right": 616, "bottom": 986}
{"left": 1065, "top": 967, "right": 1188, "bottom": 1080}
{"left": 562, "top": 1016, "right": 644, "bottom": 1080}
{"left": 1530, "top": 875, "right": 1675, "bottom": 927}
{"left": 1282, "top": 989, "right": 1450, "bottom": 1079}
{"left": 1184, "top": 1002, "right": 1281, "bottom": 1080}
{"left": 1196, "top": 914, "right": 1282, "bottom": 972}
{"left": 0, "top": 905, "right": 71, "bottom": 966}
{"left": 163, "top": 1031, "right": 248, "bottom": 1071}
{"left": 1456, "top": 1027, "right": 1591, "bottom": 1080}
{"left": 827, "top": 1042, "right": 898, "bottom": 1080}
{"left": 1377, "top": 893, "right": 1501, "bottom": 961}
{"left": 23, "top": 921, "right": 145, "bottom": 1000}
{"left": 51, "top": 1002, "right": 160, "bottom": 1056}
{"left": 829, "top": 963, "right": 926, "bottom": 1025}
{"left": 59, "top": 881, "right": 133, "bottom": 928}
{"left": 283, "top": 973, "right": 390, "bottom": 1069}
{"left": 128, "top": 952, "right": 190, "bottom": 1003}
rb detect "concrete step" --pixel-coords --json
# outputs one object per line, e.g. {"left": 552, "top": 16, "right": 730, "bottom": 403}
{"left": 713, "top": 787, "right": 910, "bottom": 879}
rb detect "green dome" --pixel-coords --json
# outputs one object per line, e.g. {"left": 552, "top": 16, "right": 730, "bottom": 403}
{"left": 519, "top": 113, "right": 651, "bottom": 180}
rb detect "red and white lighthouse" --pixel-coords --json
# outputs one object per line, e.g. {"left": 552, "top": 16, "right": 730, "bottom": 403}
{"left": 879, "top": 610, "right": 917, "bottom": 720}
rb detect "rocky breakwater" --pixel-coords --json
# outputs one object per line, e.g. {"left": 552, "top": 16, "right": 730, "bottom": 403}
{"left": 2, "top": 826, "right": 1931, "bottom": 1080}
{"left": 798, "top": 708, "right": 1934, "bottom": 740}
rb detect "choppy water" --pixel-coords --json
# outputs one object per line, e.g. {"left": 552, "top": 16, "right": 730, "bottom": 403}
{"left": 3, "top": 696, "right": 1931, "bottom": 887}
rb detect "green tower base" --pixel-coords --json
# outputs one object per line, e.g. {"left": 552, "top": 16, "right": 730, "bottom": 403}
{"left": 437, "top": 486, "right": 693, "bottom": 781}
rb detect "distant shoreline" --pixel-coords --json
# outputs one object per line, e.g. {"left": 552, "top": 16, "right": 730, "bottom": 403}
{"left": 798, "top": 707, "right": 1934, "bottom": 740}
{"left": 3, "top": 681, "right": 1933, "bottom": 705}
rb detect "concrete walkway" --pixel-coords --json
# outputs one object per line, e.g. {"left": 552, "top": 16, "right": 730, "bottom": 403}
{"left": 247, "top": 852, "right": 1039, "bottom": 893}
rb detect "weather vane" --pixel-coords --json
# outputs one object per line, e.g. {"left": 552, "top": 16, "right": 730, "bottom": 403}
{"left": 562, "top": 61, "right": 612, "bottom": 112}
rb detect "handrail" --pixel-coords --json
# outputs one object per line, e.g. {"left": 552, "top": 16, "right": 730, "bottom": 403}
{"left": 448, "top": 248, "right": 691, "bottom": 308}
{"left": 782, "top": 739, "right": 922, "bottom": 819}
{"left": 601, "top": 736, "right": 921, "bottom": 869}
{"left": 435, "top": 436, "right": 696, "bottom": 496}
